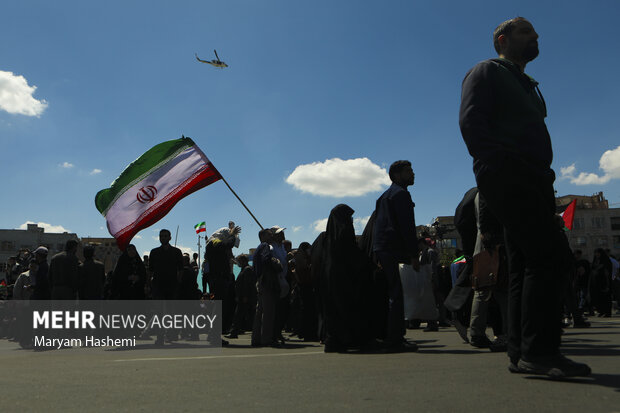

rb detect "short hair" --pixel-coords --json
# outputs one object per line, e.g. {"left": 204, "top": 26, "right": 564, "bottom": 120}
{"left": 83, "top": 245, "right": 95, "bottom": 260}
{"left": 388, "top": 160, "right": 412, "bottom": 182}
{"left": 258, "top": 228, "right": 271, "bottom": 242}
{"left": 65, "top": 239, "right": 78, "bottom": 252}
{"left": 159, "top": 229, "right": 171, "bottom": 237}
{"left": 493, "top": 17, "right": 528, "bottom": 54}
{"left": 299, "top": 242, "right": 311, "bottom": 252}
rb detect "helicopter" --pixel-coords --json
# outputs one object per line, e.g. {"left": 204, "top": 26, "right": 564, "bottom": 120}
{"left": 195, "top": 50, "right": 228, "bottom": 68}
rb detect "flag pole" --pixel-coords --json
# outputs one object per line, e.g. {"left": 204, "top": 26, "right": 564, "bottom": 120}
{"left": 197, "top": 233, "right": 202, "bottom": 268}
{"left": 174, "top": 225, "right": 179, "bottom": 247}
{"left": 219, "top": 176, "right": 264, "bottom": 230}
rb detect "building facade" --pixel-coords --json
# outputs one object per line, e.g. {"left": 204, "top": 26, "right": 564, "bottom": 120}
{"left": 556, "top": 192, "right": 620, "bottom": 260}
{"left": 1, "top": 225, "right": 122, "bottom": 274}
{"left": 421, "top": 192, "right": 619, "bottom": 265}
{"left": 0, "top": 224, "right": 79, "bottom": 271}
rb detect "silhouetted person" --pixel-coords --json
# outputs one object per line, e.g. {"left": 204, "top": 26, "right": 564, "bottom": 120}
{"left": 49, "top": 240, "right": 80, "bottom": 300}
{"left": 78, "top": 245, "right": 106, "bottom": 299}
{"left": 372, "top": 160, "right": 419, "bottom": 352}
{"left": 459, "top": 17, "right": 589, "bottom": 377}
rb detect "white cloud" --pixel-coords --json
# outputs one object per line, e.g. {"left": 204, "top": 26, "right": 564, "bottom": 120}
{"left": 0, "top": 70, "right": 48, "bottom": 116}
{"left": 292, "top": 226, "right": 303, "bottom": 233}
{"left": 90, "top": 168, "right": 102, "bottom": 175}
{"left": 60, "top": 161, "right": 74, "bottom": 169}
{"left": 560, "top": 164, "right": 576, "bottom": 179}
{"left": 134, "top": 235, "right": 142, "bottom": 239}
{"left": 560, "top": 146, "right": 620, "bottom": 185}
{"left": 354, "top": 216, "right": 370, "bottom": 234}
{"left": 313, "top": 218, "right": 328, "bottom": 233}
{"left": 18, "top": 221, "right": 71, "bottom": 233}
{"left": 286, "top": 158, "right": 390, "bottom": 197}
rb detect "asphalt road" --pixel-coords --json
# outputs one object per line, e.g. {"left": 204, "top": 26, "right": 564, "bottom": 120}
{"left": 2, "top": 316, "right": 619, "bottom": 412}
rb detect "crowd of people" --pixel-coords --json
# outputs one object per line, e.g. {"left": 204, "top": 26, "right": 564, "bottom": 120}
{"left": 2, "top": 163, "right": 618, "bottom": 359}
{"left": 1, "top": 17, "right": 619, "bottom": 379}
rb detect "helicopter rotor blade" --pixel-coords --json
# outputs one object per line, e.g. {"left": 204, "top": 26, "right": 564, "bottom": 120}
{"left": 214, "top": 49, "right": 221, "bottom": 61}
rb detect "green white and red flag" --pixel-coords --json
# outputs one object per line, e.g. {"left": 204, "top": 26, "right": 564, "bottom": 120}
{"left": 194, "top": 221, "right": 206, "bottom": 234}
{"left": 95, "top": 137, "right": 222, "bottom": 250}
{"left": 452, "top": 255, "right": 467, "bottom": 265}
{"left": 560, "top": 199, "right": 577, "bottom": 231}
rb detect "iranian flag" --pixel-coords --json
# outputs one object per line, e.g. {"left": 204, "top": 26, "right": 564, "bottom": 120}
{"left": 95, "top": 137, "right": 222, "bottom": 250}
{"left": 560, "top": 199, "right": 577, "bottom": 230}
{"left": 194, "top": 221, "right": 206, "bottom": 234}
{"left": 452, "top": 255, "right": 467, "bottom": 265}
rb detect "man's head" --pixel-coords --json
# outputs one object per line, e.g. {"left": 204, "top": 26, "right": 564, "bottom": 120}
{"left": 389, "top": 160, "right": 414, "bottom": 187}
{"left": 28, "top": 259, "right": 39, "bottom": 273}
{"left": 65, "top": 240, "right": 78, "bottom": 254}
{"left": 159, "top": 229, "right": 172, "bottom": 246}
{"left": 258, "top": 228, "right": 273, "bottom": 244}
{"left": 493, "top": 17, "right": 539, "bottom": 65}
{"left": 236, "top": 254, "right": 249, "bottom": 267}
{"left": 283, "top": 240, "right": 292, "bottom": 253}
{"left": 83, "top": 245, "right": 95, "bottom": 261}
{"left": 34, "top": 246, "right": 48, "bottom": 263}
{"left": 34, "top": 246, "right": 48, "bottom": 255}
{"left": 182, "top": 253, "right": 190, "bottom": 266}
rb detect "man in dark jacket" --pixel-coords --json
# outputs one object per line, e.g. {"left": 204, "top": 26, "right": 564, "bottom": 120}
{"left": 149, "top": 229, "right": 183, "bottom": 345}
{"left": 78, "top": 245, "right": 106, "bottom": 300}
{"left": 227, "top": 254, "right": 257, "bottom": 338}
{"left": 372, "top": 160, "right": 419, "bottom": 351}
{"left": 459, "top": 17, "right": 590, "bottom": 377}
{"left": 149, "top": 229, "right": 183, "bottom": 300}
{"left": 49, "top": 240, "right": 80, "bottom": 300}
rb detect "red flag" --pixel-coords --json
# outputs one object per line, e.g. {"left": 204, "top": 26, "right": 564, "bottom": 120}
{"left": 561, "top": 199, "right": 577, "bottom": 230}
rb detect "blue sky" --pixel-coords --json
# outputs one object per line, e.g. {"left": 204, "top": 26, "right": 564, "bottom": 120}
{"left": 1, "top": 0, "right": 619, "bottom": 258}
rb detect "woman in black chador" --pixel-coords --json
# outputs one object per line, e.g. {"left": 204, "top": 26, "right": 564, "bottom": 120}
{"left": 590, "top": 248, "right": 612, "bottom": 317}
{"left": 312, "top": 204, "right": 374, "bottom": 352}
{"left": 111, "top": 244, "right": 146, "bottom": 300}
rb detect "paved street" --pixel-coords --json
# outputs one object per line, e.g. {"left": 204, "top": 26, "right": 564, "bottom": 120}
{"left": 2, "top": 316, "right": 619, "bottom": 412}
